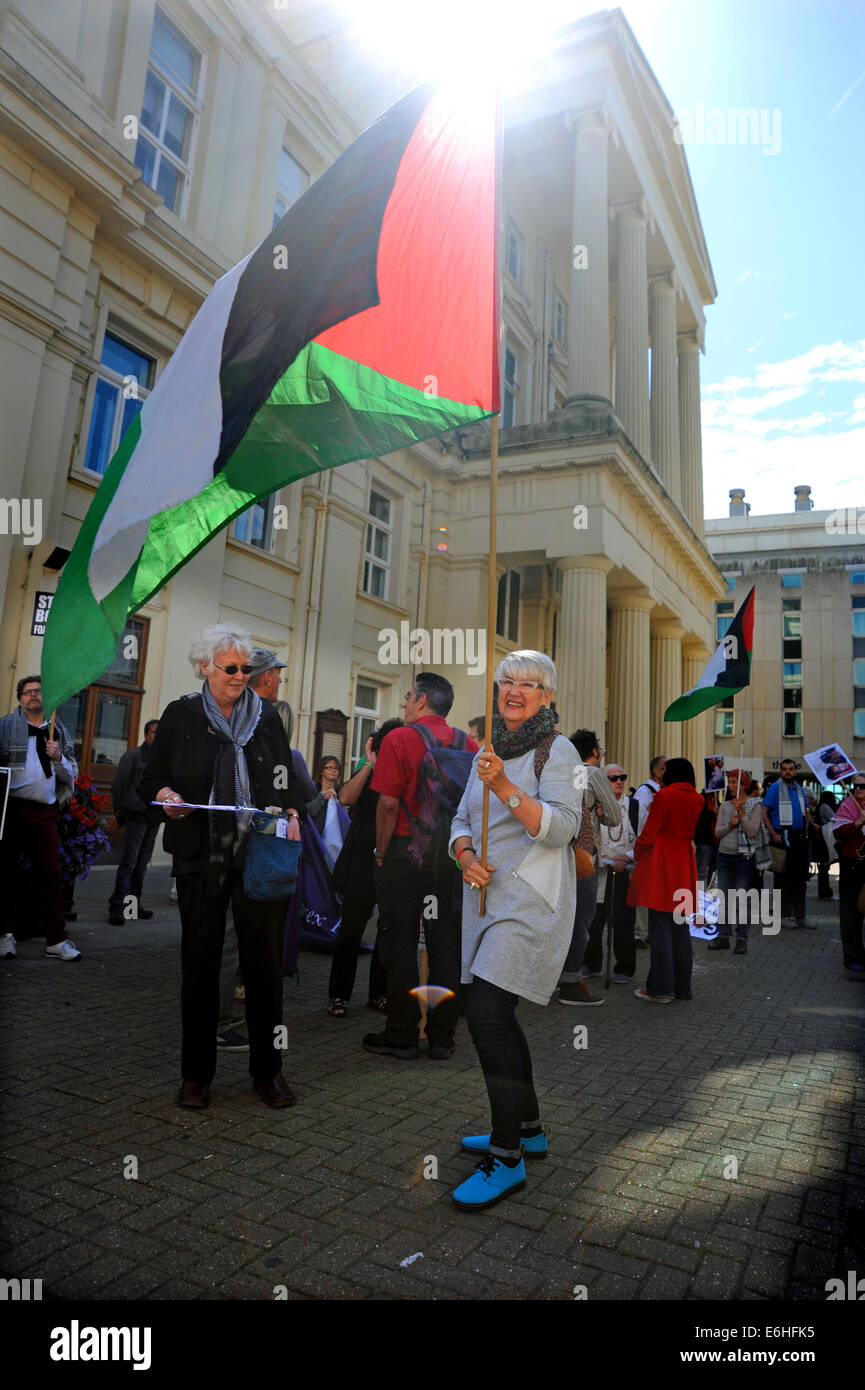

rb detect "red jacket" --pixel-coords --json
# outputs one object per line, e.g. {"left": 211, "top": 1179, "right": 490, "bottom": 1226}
{"left": 626, "top": 781, "right": 703, "bottom": 913}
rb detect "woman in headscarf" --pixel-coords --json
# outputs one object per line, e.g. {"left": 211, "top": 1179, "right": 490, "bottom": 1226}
{"left": 627, "top": 757, "right": 703, "bottom": 1002}
{"left": 141, "top": 623, "right": 307, "bottom": 1110}
{"left": 448, "top": 651, "right": 582, "bottom": 1210}
{"left": 831, "top": 774, "right": 865, "bottom": 975}
{"left": 707, "top": 768, "right": 763, "bottom": 955}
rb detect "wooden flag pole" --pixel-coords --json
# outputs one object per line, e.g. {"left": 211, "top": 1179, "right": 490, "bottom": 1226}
{"left": 479, "top": 415, "right": 499, "bottom": 917}
{"left": 49, "top": 712, "right": 56, "bottom": 740}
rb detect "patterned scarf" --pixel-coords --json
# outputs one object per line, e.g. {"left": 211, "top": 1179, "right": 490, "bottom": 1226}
{"left": 490, "top": 704, "right": 558, "bottom": 761}
{"left": 200, "top": 681, "right": 262, "bottom": 845}
{"left": 0, "top": 707, "right": 76, "bottom": 807}
{"left": 778, "top": 778, "right": 806, "bottom": 827}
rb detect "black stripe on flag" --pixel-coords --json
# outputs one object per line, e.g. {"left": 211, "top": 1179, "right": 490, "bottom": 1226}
{"left": 717, "top": 586, "right": 754, "bottom": 687}
{"left": 215, "top": 83, "right": 434, "bottom": 475}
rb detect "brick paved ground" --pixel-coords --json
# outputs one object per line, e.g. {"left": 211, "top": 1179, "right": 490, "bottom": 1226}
{"left": 1, "top": 864, "right": 863, "bottom": 1301}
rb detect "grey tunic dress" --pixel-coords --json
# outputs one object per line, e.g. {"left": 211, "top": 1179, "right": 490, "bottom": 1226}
{"left": 448, "top": 734, "right": 582, "bottom": 1006}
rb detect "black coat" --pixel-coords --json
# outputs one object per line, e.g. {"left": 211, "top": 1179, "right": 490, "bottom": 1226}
{"left": 139, "top": 693, "right": 307, "bottom": 872}
{"left": 111, "top": 743, "right": 152, "bottom": 824}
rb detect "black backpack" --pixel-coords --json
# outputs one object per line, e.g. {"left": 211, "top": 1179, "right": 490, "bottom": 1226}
{"left": 628, "top": 783, "right": 653, "bottom": 835}
{"left": 399, "top": 724, "right": 475, "bottom": 871}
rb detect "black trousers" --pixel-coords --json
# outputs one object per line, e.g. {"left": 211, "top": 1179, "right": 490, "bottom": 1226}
{"left": 328, "top": 857, "right": 386, "bottom": 1002}
{"left": 774, "top": 829, "right": 809, "bottom": 921}
{"left": 583, "top": 870, "right": 636, "bottom": 978}
{"left": 0, "top": 799, "right": 67, "bottom": 944}
{"left": 466, "top": 975, "right": 539, "bottom": 1155}
{"left": 176, "top": 861, "right": 286, "bottom": 1084}
{"left": 838, "top": 858, "right": 865, "bottom": 968}
{"left": 374, "top": 836, "right": 461, "bottom": 1047}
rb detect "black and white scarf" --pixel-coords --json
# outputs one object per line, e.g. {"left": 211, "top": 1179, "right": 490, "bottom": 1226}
{"left": 778, "top": 779, "right": 806, "bottom": 828}
{"left": 490, "top": 705, "right": 559, "bottom": 761}
{"left": 200, "top": 682, "right": 262, "bottom": 845}
{"left": 0, "top": 707, "right": 76, "bottom": 805}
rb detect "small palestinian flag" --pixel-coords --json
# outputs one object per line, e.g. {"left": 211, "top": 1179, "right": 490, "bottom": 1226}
{"left": 42, "top": 82, "right": 500, "bottom": 714}
{"left": 664, "top": 586, "right": 755, "bottom": 722}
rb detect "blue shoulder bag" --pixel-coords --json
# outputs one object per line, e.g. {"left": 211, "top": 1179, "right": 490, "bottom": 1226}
{"left": 243, "top": 812, "right": 302, "bottom": 901}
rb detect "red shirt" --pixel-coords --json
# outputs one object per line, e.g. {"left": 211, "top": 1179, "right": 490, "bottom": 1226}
{"left": 371, "top": 714, "right": 479, "bottom": 836}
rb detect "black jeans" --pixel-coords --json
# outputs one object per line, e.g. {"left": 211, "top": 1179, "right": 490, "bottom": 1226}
{"left": 109, "top": 818, "right": 159, "bottom": 914}
{"left": 774, "top": 828, "right": 809, "bottom": 921}
{"left": 328, "top": 857, "right": 386, "bottom": 1002}
{"left": 646, "top": 908, "right": 693, "bottom": 999}
{"left": 583, "top": 870, "right": 636, "bottom": 978}
{"left": 176, "top": 860, "right": 286, "bottom": 1084}
{"left": 374, "top": 836, "right": 461, "bottom": 1047}
{"left": 838, "top": 858, "right": 865, "bottom": 968}
{"left": 466, "top": 975, "right": 539, "bottom": 1156}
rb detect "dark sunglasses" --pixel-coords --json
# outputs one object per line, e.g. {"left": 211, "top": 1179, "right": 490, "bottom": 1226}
{"left": 607, "top": 774, "right": 627, "bottom": 782}
{"left": 213, "top": 662, "right": 253, "bottom": 675}
{"left": 853, "top": 783, "right": 865, "bottom": 790}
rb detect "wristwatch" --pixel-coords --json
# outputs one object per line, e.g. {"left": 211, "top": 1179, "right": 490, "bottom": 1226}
{"left": 507, "top": 792, "right": 522, "bottom": 810}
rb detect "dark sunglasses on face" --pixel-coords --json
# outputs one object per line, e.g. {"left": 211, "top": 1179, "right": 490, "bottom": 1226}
{"left": 213, "top": 662, "right": 253, "bottom": 675}
{"left": 607, "top": 774, "right": 627, "bottom": 782}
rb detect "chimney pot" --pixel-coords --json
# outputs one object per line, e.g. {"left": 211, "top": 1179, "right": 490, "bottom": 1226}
{"left": 794, "top": 485, "right": 813, "bottom": 511}
{"left": 729, "top": 488, "right": 748, "bottom": 517}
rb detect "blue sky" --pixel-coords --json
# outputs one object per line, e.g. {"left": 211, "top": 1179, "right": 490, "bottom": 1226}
{"left": 619, "top": 0, "right": 865, "bottom": 519}
{"left": 341, "top": 0, "right": 865, "bottom": 521}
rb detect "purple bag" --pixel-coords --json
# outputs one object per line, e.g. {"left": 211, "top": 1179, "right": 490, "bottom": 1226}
{"left": 283, "top": 804, "right": 350, "bottom": 973}
{"left": 400, "top": 723, "right": 474, "bottom": 869}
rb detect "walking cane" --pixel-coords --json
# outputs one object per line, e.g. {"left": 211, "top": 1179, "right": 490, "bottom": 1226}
{"left": 604, "top": 869, "right": 616, "bottom": 991}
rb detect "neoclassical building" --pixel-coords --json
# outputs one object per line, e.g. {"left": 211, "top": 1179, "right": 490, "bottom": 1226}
{"left": 0, "top": 1, "right": 723, "bottom": 803}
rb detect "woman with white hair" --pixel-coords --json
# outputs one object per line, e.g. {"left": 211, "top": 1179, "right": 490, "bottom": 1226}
{"left": 448, "top": 651, "right": 582, "bottom": 1209}
{"left": 140, "top": 623, "right": 307, "bottom": 1110}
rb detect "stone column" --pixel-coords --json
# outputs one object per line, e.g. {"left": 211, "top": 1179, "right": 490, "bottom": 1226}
{"left": 613, "top": 205, "right": 651, "bottom": 460}
{"left": 650, "top": 274, "right": 682, "bottom": 503}
{"left": 607, "top": 591, "right": 653, "bottom": 781}
{"left": 567, "top": 112, "right": 610, "bottom": 400}
{"left": 678, "top": 332, "right": 704, "bottom": 534}
{"left": 681, "top": 643, "right": 713, "bottom": 772}
{"left": 556, "top": 558, "right": 612, "bottom": 740}
{"left": 650, "top": 622, "right": 686, "bottom": 759}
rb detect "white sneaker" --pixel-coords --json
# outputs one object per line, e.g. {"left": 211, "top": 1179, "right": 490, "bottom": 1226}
{"left": 0, "top": 933, "right": 17, "bottom": 958}
{"left": 45, "top": 939, "right": 81, "bottom": 961}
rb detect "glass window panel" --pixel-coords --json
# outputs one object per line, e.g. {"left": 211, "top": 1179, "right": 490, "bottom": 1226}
{"left": 783, "top": 612, "right": 802, "bottom": 638}
{"left": 783, "top": 638, "right": 802, "bottom": 659}
{"left": 151, "top": 9, "right": 197, "bottom": 89}
{"left": 234, "top": 509, "right": 250, "bottom": 543}
{"left": 855, "top": 688, "right": 865, "bottom": 708}
{"left": 854, "top": 637, "right": 865, "bottom": 657}
{"left": 91, "top": 692, "right": 132, "bottom": 766}
{"left": 856, "top": 711, "right": 865, "bottom": 737}
{"left": 783, "top": 662, "right": 802, "bottom": 686}
{"left": 101, "top": 333, "right": 154, "bottom": 386}
{"left": 134, "top": 134, "right": 157, "bottom": 186}
{"left": 164, "top": 92, "right": 193, "bottom": 159}
{"left": 784, "top": 686, "right": 803, "bottom": 708}
{"left": 502, "top": 387, "right": 515, "bottom": 428}
{"left": 783, "top": 711, "right": 802, "bottom": 736}
{"left": 508, "top": 571, "right": 520, "bottom": 643}
{"left": 853, "top": 612, "right": 865, "bottom": 636}
{"left": 505, "top": 349, "right": 516, "bottom": 380}
{"left": 120, "top": 394, "right": 143, "bottom": 441}
{"left": 369, "top": 490, "right": 390, "bottom": 524}
{"left": 851, "top": 572, "right": 865, "bottom": 584}
{"left": 854, "top": 659, "right": 865, "bottom": 686}
{"left": 141, "top": 69, "right": 164, "bottom": 135}
{"left": 55, "top": 692, "right": 88, "bottom": 763}
{"left": 372, "top": 527, "right": 388, "bottom": 561}
{"left": 273, "top": 197, "right": 288, "bottom": 229}
{"left": 155, "top": 155, "right": 182, "bottom": 212}
{"left": 781, "top": 573, "right": 802, "bottom": 587}
{"left": 84, "top": 378, "right": 118, "bottom": 475}
{"left": 102, "top": 621, "right": 145, "bottom": 685}
{"left": 278, "top": 148, "right": 307, "bottom": 202}
{"left": 356, "top": 683, "right": 378, "bottom": 711}
{"left": 853, "top": 596, "right": 865, "bottom": 609}
{"left": 368, "top": 563, "right": 386, "bottom": 598}
{"left": 249, "top": 502, "right": 266, "bottom": 547}
{"left": 496, "top": 572, "right": 507, "bottom": 636}
{"left": 715, "top": 710, "right": 734, "bottom": 737}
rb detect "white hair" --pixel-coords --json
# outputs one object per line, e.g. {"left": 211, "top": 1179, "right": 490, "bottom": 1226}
{"left": 494, "top": 649, "right": 557, "bottom": 693}
{"left": 188, "top": 623, "right": 253, "bottom": 679}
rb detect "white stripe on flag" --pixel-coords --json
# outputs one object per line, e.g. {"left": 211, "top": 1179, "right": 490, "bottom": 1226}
{"left": 687, "top": 640, "right": 727, "bottom": 694}
{"left": 88, "top": 252, "right": 253, "bottom": 603}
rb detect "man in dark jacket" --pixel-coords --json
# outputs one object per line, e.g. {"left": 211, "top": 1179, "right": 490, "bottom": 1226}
{"left": 108, "top": 720, "right": 160, "bottom": 924}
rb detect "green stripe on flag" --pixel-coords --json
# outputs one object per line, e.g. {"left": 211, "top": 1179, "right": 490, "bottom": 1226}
{"left": 664, "top": 683, "right": 746, "bottom": 723}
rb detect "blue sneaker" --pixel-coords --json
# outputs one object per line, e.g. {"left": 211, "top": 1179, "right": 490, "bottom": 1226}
{"left": 452, "top": 1154, "right": 527, "bottom": 1209}
{"left": 460, "top": 1132, "right": 547, "bottom": 1160}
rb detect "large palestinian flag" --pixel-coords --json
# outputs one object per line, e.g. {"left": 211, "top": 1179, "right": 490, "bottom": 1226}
{"left": 664, "top": 586, "right": 755, "bottom": 722}
{"left": 41, "top": 82, "right": 500, "bottom": 714}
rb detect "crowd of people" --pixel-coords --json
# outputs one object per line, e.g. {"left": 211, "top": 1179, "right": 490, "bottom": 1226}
{"left": 3, "top": 631, "right": 865, "bottom": 1210}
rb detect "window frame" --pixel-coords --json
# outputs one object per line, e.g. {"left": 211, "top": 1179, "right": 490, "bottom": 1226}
{"left": 496, "top": 567, "right": 521, "bottom": 643}
{"left": 362, "top": 486, "right": 393, "bottom": 600}
{"left": 714, "top": 692, "right": 735, "bottom": 738}
{"left": 351, "top": 680, "right": 380, "bottom": 766}
{"left": 82, "top": 327, "right": 156, "bottom": 477}
{"left": 135, "top": 6, "right": 204, "bottom": 219}
{"left": 272, "top": 146, "right": 310, "bottom": 228}
{"left": 231, "top": 495, "right": 279, "bottom": 553}
{"left": 505, "top": 218, "right": 523, "bottom": 285}
{"left": 502, "top": 345, "right": 518, "bottom": 429}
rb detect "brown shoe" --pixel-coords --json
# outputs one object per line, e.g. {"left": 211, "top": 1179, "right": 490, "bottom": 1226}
{"left": 177, "top": 1080, "right": 210, "bottom": 1109}
{"left": 253, "top": 1073, "right": 297, "bottom": 1108}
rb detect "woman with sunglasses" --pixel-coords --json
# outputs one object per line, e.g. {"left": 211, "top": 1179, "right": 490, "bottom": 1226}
{"left": 141, "top": 623, "right": 307, "bottom": 1110}
{"left": 831, "top": 775, "right": 865, "bottom": 975}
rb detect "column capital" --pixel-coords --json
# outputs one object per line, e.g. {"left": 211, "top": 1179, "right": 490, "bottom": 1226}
{"left": 682, "top": 640, "right": 712, "bottom": 662}
{"left": 649, "top": 270, "right": 681, "bottom": 299}
{"left": 677, "top": 330, "right": 702, "bottom": 354}
{"left": 565, "top": 106, "right": 608, "bottom": 139}
{"left": 610, "top": 195, "right": 648, "bottom": 227}
{"left": 608, "top": 588, "right": 655, "bottom": 613}
{"left": 652, "top": 620, "right": 687, "bottom": 640}
{"left": 557, "top": 555, "right": 614, "bottom": 577}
